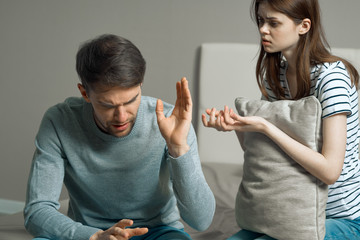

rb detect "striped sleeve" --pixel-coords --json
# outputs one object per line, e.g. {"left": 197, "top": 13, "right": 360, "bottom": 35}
{"left": 313, "top": 61, "right": 360, "bottom": 220}
{"left": 314, "top": 61, "right": 353, "bottom": 118}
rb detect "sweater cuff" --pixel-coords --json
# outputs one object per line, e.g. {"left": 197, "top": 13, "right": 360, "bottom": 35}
{"left": 74, "top": 225, "right": 100, "bottom": 240}
{"left": 167, "top": 146, "right": 198, "bottom": 180}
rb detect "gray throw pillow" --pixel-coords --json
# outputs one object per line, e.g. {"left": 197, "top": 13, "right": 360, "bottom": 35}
{"left": 234, "top": 96, "right": 328, "bottom": 240}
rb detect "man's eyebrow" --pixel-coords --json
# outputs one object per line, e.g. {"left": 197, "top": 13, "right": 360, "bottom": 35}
{"left": 99, "top": 92, "right": 140, "bottom": 107}
{"left": 124, "top": 92, "right": 140, "bottom": 105}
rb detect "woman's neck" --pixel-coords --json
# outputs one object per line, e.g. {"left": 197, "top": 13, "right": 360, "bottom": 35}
{"left": 283, "top": 51, "right": 298, "bottom": 98}
{"left": 285, "top": 63, "right": 298, "bottom": 98}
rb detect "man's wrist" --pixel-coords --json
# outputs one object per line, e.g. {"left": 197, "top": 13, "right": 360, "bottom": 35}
{"left": 167, "top": 144, "right": 190, "bottom": 158}
{"left": 89, "top": 230, "right": 103, "bottom": 240}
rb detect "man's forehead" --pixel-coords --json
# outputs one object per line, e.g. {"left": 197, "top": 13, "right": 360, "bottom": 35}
{"left": 91, "top": 85, "right": 141, "bottom": 105}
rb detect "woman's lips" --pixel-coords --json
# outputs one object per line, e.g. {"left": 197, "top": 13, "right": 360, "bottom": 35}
{"left": 262, "top": 39, "right": 271, "bottom": 46}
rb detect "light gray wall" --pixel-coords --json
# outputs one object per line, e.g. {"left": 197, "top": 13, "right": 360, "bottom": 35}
{"left": 1, "top": 0, "right": 359, "bottom": 201}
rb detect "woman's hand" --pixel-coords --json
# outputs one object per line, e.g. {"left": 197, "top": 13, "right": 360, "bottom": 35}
{"left": 201, "top": 107, "right": 227, "bottom": 131}
{"left": 202, "top": 105, "right": 268, "bottom": 133}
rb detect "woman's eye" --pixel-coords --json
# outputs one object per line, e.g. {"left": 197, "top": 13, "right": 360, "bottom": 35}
{"left": 257, "top": 18, "right": 265, "bottom": 25}
{"left": 270, "top": 21, "right": 278, "bottom": 27}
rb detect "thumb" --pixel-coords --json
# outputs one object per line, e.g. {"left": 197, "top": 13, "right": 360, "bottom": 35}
{"left": 127, "top": 227, "right": 149, "bottom": 238}
{"left": 156, "top": 99, "right": 165, "bottom": 122}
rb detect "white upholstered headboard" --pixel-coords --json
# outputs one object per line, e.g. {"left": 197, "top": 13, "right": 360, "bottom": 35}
{"left": 197, "top": 43, "right": 360, "bottom": 164}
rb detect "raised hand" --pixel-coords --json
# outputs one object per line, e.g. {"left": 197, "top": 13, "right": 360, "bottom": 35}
{"left": 90, "top": 219, "right": 148, "bottom": 240}
{"left": 156, "top": 77, "right": 192, "bottom": 157}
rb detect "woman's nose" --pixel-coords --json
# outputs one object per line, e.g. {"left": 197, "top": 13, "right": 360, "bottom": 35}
{"left": 259, "top": 24, "right": 269, "bottom": 35}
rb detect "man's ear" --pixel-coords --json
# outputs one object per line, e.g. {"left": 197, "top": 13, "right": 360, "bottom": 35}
{"left": 299, "top": 18, "right": 311, "bottom": 35}
{"left": 77, "top": 83, "right": 91, "bottom": 103}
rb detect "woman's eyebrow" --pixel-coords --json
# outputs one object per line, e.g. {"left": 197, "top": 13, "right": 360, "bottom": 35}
{"left": 258, "top": 14, "right": 278, "bottom": 20}
{"left": 265, "top": 16, "right": 278, "bottom": 20}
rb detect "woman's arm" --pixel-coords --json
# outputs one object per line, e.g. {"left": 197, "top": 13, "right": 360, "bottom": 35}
{"left": 203, "top": 105, "right": 347, "bottom": 185}
{"left": 261, "top": 113, "right": 346, "bottom": 185}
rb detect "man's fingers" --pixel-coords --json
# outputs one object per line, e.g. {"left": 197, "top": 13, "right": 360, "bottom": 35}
{"left": 180, "top": 77, "right": 192, "bottom": 111}
{"left": 175, "top": 80, "right": 182, "bottom": 110}
{"left": 156, "top": 99, "right": 165, "bottom": 122}
{"left": 108, "top": 228, "right": 127, "bottom": 239}
{"left": 114, "top": 219, "right": 148, "bottom": 238}
{"left": 116, "top": 219, "right": 133, "bottom": 229}
{"left": 127, "top": 227, "right": 149, "bottom": 237}
{"left": 114, "top": 226, "right": 130, "bottom": 237}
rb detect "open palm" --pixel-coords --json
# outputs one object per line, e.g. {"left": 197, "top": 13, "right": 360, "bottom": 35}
{"left": 156, "top": 78, "right": 192, "bottom": 157}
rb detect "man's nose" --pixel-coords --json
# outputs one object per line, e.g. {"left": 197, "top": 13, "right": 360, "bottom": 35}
{"left": 114, "top": 106, "right": 128, "bottom": 122}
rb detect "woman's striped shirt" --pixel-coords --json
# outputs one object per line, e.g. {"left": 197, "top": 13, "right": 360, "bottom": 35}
{"left": 263, "top": 60, "right": 360, "bottom": 220}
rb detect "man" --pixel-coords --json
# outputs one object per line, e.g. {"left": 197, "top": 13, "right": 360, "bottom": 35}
{"left": 24, "top": 34, "right": 215, "bottom": 240}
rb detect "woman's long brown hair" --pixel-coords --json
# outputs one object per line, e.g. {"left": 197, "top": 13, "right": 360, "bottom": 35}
{"left": 251, "top": 0, "right": 359, "bottom": 100}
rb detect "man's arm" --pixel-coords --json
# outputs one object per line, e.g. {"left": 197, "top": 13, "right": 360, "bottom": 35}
{"left": 156, "top": 77, "right": 216, "bottom": 231}
{"left": 167, "top": 126, "right": 216, "bottom": 231}
{"left": 156, "top": 77, "right": 192, "bottom": 157}
{"left": 24, "top": 109, "right": 101, "bottom": 240}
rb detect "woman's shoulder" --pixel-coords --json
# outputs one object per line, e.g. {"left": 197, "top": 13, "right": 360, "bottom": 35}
{"left": 312, "top": 61, "right": 348, "bottom": 75}
{"left": 312, "top": 60, "right": 356, "bottom": 101}
{"left": 311, "top": 61, "right": 351, "bottom": 84}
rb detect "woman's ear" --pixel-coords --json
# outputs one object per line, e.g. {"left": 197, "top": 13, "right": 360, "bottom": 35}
{"left": 77, "top": 83, "right": 91, "bottom": 103}
{"left": 299, "top": 18, "right": 311, "bottom": 35}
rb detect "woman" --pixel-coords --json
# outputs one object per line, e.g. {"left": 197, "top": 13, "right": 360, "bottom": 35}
{"left": 202, "top": 0, "right": 360, "bottom": 239}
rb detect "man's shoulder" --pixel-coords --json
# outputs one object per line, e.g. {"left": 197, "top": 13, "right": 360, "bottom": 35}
{"left": 63, "top": 96, "right": 86, "bottom": 106}
{"left": 45, "top": 97, "right": 86, "bottom": 119}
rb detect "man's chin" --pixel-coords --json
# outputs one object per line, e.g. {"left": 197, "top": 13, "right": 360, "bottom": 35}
{"left": 109, "top": 124, "right": 133, "bottom": 137}
{"left": 112, "top": 131, "right": 130, "bottom": 137}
